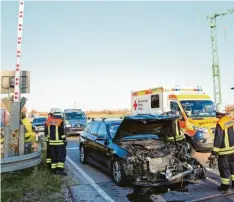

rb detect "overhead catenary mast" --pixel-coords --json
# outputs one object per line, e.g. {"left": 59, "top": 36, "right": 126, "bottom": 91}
{"left": 206, "top": 8, "right": 234, "bottom": 110}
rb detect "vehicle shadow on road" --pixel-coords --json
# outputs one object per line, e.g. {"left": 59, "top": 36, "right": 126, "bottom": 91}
{"left": 127, "top": 181, "right": 190, "bottom": 202}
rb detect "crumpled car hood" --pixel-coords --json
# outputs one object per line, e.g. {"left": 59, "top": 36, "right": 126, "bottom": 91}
{"left": 112, "top": 115, "right": 178, "bottom": 143}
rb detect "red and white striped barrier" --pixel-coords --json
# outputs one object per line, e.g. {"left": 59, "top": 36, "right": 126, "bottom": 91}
{"left": 14, "top": 0, "right": 25, "bottom": 102}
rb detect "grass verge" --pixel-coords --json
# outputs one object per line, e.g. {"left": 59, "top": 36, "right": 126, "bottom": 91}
{"left": 1, "top": 151, "right": 77, "bottom": 202}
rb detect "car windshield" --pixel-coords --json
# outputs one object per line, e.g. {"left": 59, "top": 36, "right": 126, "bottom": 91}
{"left": 33, "top": 118, "right": 46, "bottom": 123}
{"left": 108, "top": 123, "right": 121, "bottom": 138}
{"left": 180, "top": 100, "right": 216, "bottom": 118}
{"left": 65, "top": 112, "right": 86, "bottom": 120}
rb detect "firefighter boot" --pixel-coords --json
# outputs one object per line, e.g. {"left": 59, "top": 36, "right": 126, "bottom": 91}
{"left": 56, "top": 168, "right": 67, "bottom": 176}
{"left": 218, "top": 184, "right": 230, "bottom": 191}
{"left": 51, "top": 169, "right": 57, "bottom": 174}
{"left": 47, "top": 163, "right": 51, "bottom": 169}
{"left": 232, "top": 181, "right": 234, "bottom": 189}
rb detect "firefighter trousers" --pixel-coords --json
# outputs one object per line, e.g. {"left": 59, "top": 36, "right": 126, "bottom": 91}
{"left": 218, "top": 154, "right": 234, "bottom": 186}
{"left": 46, "top": 142, "right": 51, "bottom": 165}
{"left": 50, "top": 144, "right": 66, "bottom": 170}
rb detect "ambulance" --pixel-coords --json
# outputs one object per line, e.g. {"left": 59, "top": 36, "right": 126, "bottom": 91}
{"left": 131, "top": 85, "right": 217, "bottom": 153}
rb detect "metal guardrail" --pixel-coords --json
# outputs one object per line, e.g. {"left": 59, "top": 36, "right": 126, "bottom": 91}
{"left": 1, "top": 125, "right": 42, "bottom": 173}
{"left": 1, "top": 147, "right": 41, "bottom": 173}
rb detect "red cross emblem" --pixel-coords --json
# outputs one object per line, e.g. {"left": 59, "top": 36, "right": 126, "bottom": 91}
{"left": 133, "top": 100, "right": 138, "bottom": 110}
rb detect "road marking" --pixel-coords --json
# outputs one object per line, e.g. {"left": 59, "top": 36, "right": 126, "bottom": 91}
{"left": 66, "top": 156, "right": 115, "bottom": 202}
{"left": 66, "top": 147, "right": 79, "bottom": 150}
{"left": 206, "top": 176, "right": 220, "bottom": 186}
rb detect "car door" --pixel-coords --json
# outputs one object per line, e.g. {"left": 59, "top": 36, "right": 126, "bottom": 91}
{"left": 87, "top": 122, "right": 101, "bottom": 161}
{"left": 80, "top": 122, "right": 93, "bottom": 151}
{"left": 93, "top": 123, "right": 110, "bottom": 168}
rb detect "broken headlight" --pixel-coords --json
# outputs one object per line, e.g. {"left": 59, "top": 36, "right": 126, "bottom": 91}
{"left": 165, "top": 167, "right": 173, "bottom": 180}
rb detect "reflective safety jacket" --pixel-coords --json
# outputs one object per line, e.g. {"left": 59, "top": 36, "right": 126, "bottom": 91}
{"left": 167, "top": 119, "right": 185, "bottom": 142}
{"left": 212, "top": 116, "right": 234, "bottom": 156}
{"left": 21, "top": 118, "right": 36, "bottom": 142}
{"left": 45, "top": 116, "right": 66, "bottom": 146}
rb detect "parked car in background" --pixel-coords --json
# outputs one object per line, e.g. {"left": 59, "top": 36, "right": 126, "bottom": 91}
{"left": 79, "top": 115, "right": 205, "bottom": 188}
{"left": 64, "top": 109, "right": 88, "bottom": 136}
{"left": 32, "top": 117, "right": 47, "bottom": 132}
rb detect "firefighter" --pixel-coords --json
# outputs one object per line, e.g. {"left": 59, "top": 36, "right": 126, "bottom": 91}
{"left": 168, "top": 118, "right": 186, "bottom": 142}
{"left": 209, "top": 111, "right": 234, "bottom": 191}
{"left": 21, "top": 112, "right": 36, "bottom": 153}
{"left": 21, "top": 112, "right": 36, "bottom": 142}
{"left": 45, "top": 113, "right": 52, "bottom": 168}
{"left": 163, "top": 108, "right": 186, "bottom": 142}
{"left": 45, "top": 108, "right": 67, "bottom": 175}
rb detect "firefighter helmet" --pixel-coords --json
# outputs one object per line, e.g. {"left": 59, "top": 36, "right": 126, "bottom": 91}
{"left": 49, "top": 108, "right": 62, "bottom": 116}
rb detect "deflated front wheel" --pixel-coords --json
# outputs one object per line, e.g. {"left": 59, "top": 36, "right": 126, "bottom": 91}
{"left": 112, "top": 159, "right": 127, "bottom": 186}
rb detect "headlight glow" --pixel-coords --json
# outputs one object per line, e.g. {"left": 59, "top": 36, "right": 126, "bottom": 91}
{"left": 66, "top": 124, "right": 71, "bottom": 127}
{"left": 192, "top": 126, "right": 208, "bottom": 133}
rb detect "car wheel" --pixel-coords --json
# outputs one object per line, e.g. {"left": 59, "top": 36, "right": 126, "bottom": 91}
{"left": 80, "top": 145, "right": 87, "bottom": 164}
{"left": 112, "top": 158, "right": 127, "bottom": 186}
{"left": 186, "top": 141, "right": 196, "bottom": 156}
{"left": 189, "top": 142, "right": 196, "bottom": 156}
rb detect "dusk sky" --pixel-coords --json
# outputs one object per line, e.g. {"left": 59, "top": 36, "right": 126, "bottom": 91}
{"left": 1, "top": 1, "right": 234, "bottom": 112}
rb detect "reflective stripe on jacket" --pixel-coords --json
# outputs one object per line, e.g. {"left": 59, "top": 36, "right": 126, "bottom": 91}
{"left": 45, "top": 116, "right": 66, "bottom": 146}
{"left": 167, "top": 119, "right": 185, "bottom": 142}
{"left": 212, "top": 116, "right": 234, "bottom": 156}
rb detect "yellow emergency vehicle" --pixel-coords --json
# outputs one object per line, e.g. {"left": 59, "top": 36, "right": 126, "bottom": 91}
{"left": 131, "top": 85, "right": 217, "bottom": 153}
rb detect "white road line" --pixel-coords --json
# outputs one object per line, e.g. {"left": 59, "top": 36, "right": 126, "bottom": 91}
{"left": 66, "top": 147, "right": 79, "bottom": 150}
{"left": 66, "top": 156, "right": 115, "bottom": 202}
{"left": 206, "top": 177, "right": 220, "bottom": 186}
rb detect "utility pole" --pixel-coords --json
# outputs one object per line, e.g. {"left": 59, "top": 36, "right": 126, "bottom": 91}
{"left": 207, "top": 8, "right": 234, "bottom": 111}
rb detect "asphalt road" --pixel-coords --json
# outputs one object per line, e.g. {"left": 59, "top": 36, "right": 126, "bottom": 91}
{"left": 66, "top": 137, "right": 234, "bottom": 202}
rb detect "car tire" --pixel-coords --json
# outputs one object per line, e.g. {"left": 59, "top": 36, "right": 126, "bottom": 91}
{"left": 112, "top": 158, "right": 127, "bottom": 186}
{"left": 188, "top": 142, "right": 196, "bottom": 156}
{"left": 185, "top": 139, "right": 196, "bottom": 156}
{"left": 80, "top": 145, "right": 87, "bottom": 164}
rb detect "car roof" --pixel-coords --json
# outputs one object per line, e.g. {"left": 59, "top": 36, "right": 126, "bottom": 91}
{"left": 91, "top": 118, "right": 123, "bottom": 124}
{"left": 64, "top": 109, "right": 85, "bottom": 113}
{"left": 124, "top": 114, "right": 180, "bottom": 120}
{"left": 34, "top": 117, "right": 47, "bottom": 119}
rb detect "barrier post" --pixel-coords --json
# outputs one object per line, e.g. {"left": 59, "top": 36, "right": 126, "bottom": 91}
{"left": 18, "top": 124, "right": 24, "bottom": 155}
{"left": 3, "top": 126, "right": 10, "bottom": 158}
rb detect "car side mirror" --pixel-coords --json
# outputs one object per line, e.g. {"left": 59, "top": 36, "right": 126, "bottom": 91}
{"left": 96, "top": 137, "right": 106, "bottom": 141}
{"left": 104, "top": 139, "right": 109, "bottom": 145}
{"left": 96, "top": 137, "right": 109, "bottom": 145}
